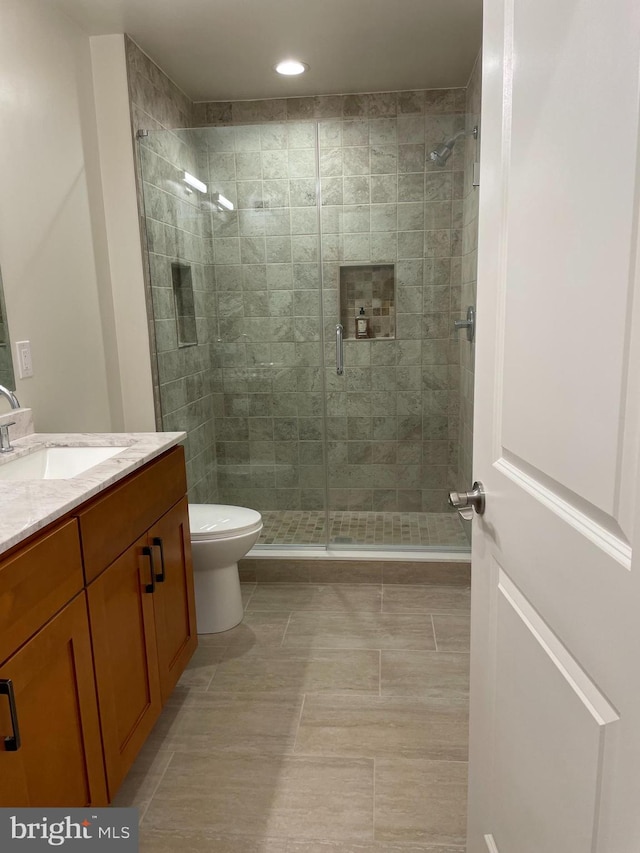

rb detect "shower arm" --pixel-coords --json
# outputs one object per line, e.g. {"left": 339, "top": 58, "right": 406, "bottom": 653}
{"left": 446, "top": 126, "right": 478, "bottom": 147}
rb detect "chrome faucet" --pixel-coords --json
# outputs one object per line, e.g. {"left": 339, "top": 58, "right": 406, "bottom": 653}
{"left": 0, "top": 421, "right": 15, "bottom": 453}
{"left": 0, "top": 385, "right": 20, "bottom": 410}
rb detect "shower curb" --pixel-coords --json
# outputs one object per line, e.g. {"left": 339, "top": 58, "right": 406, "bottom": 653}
{"left": 239, "top": 556, "right": 471, "bottom": 585}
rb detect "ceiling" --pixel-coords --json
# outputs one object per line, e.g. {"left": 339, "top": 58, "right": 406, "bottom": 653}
{"left": 51, "top": 0, "right": 482, "bottom": 102}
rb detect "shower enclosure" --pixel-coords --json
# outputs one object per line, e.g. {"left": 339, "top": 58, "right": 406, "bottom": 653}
{"left": 138, "top": 111, "right": 477, "bottom": 553}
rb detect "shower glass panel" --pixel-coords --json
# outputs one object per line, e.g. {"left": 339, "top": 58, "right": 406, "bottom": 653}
{"left": 138, "top": 114, "right": 476, "bottom": 554}
{"left": 209, "top": 122, "right": 327, "bottom": 546}
{"left": 139, "top": 122, "right": 328, "bottom": 546}
{"left": 321, "top": 112, "right": 472, "bottom": 549}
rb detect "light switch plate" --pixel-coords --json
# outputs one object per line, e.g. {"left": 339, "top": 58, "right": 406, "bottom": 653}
{"left": 15, "top": 340, "right": 33, "bottom": 379}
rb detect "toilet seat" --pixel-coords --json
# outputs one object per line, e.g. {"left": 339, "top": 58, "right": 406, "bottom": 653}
{"left": 188, "top": 504, "right": 262, "bottom": 541}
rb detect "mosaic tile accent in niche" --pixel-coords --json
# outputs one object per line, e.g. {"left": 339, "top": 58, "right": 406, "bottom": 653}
{"left": 339, "top": 264, "right": 395, "bottom": 339}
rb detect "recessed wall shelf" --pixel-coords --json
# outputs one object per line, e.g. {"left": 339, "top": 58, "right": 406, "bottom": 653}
{"left": 171, "top": 262, "right": 197, "bottom": 348}
{"left": 339, "top": 264, "right": 395, "bottom": 340}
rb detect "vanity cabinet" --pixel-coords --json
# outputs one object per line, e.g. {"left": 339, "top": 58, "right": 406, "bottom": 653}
{"left": 80, "top": 447, "right": 196, "bottom": 797}
{"left": 0, "top": 445, "right": 196, "bottom": 807}
{"left": 0, "top": 520, "right": 107, "bottom": 807}
{"left": 149, "top": 498, "right": 196, "bottom": 703}
{"left": 87, "top": 495, "right": 196, "bottom": 796}
{"left": 87, "top": 534, "right": 163, "bottom": 796}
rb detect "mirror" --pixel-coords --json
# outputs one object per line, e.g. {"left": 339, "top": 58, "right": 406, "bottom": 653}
{"left": 0, "top": 267, "right": 16, "bottom": 391}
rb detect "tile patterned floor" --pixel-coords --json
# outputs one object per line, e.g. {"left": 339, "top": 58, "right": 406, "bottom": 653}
{"left": 115, "top": 580, "right": 471, "bottom": 851}
{"left": 259, "top": 510, "right": 470, "bottom": 548}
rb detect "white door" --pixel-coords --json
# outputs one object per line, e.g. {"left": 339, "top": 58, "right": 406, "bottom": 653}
{"left": 467, "top": 0, "right": 640, "bottom": 851}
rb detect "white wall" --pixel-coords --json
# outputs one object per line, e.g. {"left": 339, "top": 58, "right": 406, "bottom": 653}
{"left": 0, "top": 0, "right": 113, "bottom": 431}
{"left": 88, "top": 35, "right": 156, "bottom": 432}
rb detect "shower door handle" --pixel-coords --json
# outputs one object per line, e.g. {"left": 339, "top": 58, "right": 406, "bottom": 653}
{"left": 336, "top": 324, "right": 344, "bottom": 375}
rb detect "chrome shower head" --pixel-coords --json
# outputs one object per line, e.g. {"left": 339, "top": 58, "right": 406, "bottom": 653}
{"left": 429, "top": 141, "right": 455, "bottom": 167}
{"left": 429, "top": 126, "right": 478, "bottom": 167}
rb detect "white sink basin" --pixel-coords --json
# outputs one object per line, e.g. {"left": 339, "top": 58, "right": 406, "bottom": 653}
{"left": 0, "top": 446, "right": 126, "bottom": 481}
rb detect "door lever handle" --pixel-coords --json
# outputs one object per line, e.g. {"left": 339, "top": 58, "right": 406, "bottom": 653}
{"left": 449, "top": 481, "right": 485, "bottom": 520}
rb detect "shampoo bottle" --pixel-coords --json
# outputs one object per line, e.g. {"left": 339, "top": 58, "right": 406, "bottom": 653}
{"left": 355, "top": 306, "right": 370, "bottom": 339}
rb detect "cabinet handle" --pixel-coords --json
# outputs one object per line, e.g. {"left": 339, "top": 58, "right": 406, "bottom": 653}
{"left": 142, "top": 546, "right": 155, "bottom": 594}
{"left": 0, "top": 679, "right": 21, "bottom": 751}
{"left": 152, "top": 537, "right": 166, "bottom": 583}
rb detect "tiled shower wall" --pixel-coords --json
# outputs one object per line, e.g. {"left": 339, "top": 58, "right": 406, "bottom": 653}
{"left": 125, "top": 34, "right": 480, "bottom": 515}
{"left": 198, "top": 90, "right": 468, "bottom": 512}
{"left": 125, "top": 38, "right": 218, "bottom": 502}
{"left": 205, "top": 120, "right": 326, "bottom": 512}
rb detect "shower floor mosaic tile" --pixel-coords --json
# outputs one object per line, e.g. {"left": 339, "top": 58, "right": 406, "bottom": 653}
{"left": 258, "top": 510, "right": 469, "bottom": 548}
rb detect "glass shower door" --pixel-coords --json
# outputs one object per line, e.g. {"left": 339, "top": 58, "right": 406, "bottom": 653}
{"left": 139, "top": 112, "right": 475, "bottom": 554}
{"left": 319, "top": 112, "right": 473, "bottom": 550}
{"left": 139, "top": 122, "right": 331, "bottom": 547}
{"left": 206, "top": 122, "right": 328, "bottom": 546}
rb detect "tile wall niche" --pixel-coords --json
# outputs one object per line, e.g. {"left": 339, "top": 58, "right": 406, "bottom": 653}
{"left": 339, "top": 265, "right": 396, "bottom": 340}
{"left": 198, "top": 89, "right": 468, "bottom": 513}
{"left": 125, "top": 37, "right": 218, "bottom": 503}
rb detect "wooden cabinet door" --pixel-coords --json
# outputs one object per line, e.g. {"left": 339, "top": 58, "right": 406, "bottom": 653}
{"left": 87, "top": 535, "right": 162, "bottom": 798}
{"left": 149, "top": 497, "right": 197, "bottom": 703}
{"left": 0, "top": 594, "right": 107, "bottom": 807}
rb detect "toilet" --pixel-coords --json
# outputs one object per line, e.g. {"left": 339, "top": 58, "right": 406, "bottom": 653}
{"left": 188, "top": 504, "right": 262, "bottom": 633}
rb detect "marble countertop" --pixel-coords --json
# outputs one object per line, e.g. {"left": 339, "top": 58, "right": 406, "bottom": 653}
{"left": 0, "top": 427, "right": 185, "bottom": 556}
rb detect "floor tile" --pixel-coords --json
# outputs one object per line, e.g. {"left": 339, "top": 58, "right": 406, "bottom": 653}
{"left": 144, "top": 752, "right": 374, "bottom": 842}
{"left": 209, "top": 649, "right": 380, "bottom": 695}
{"left": 283, "top": 611, "right": 436, "bottom": 650}
{"left": 111, "top": 742, "right": 173, "bottom": 818}
{"left": 145, "top": 691, "right": 191, "bottom": 743}
{"left": 156, "top": 691, "right": 303, "bottom": 755}
{"left": 196, "top": 632, "right": 233, "bottom": 648}
{"left": 295, "top": 695, "right": 468, "bottom": 761}
{"left": 249, "top": 583, "right": 382, "bottom": 612}
{"left": 140, "top": 830, "right": 287, "bottom": 852}
{"left": 382, "top": 585, "right": 470, "bottom": 614}
{"left": 380, "top": 651, "right": 469, "bottom": 700}
{"left": 257, "top": 510, "right": 468, "bottom": 548}
{"left": 432, "top": 615, "right": 471, "bottom": 652}
{"left": 222, "top": 610, "right": 293, "bottom": 656}
{"left": 375, "top": 759, "right": 468, "bottom": 845}
{"left": 242, "top": 582, "right": 257, "bottom": 609}
{"left": 177, "top": 641, "right": 226, "bottom": 690}
{"left": 286, "top": 843, "right": 465, "bottom": 853}
{"left": 127, "top": 579, "right": 471, "bottom": 849}
{"left": 425, "top": 514, "right": 470, "bottom": 548}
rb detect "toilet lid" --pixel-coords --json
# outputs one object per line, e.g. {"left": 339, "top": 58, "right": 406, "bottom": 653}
{"left": 188, "top": 504, "right": 263, "bottom": 541}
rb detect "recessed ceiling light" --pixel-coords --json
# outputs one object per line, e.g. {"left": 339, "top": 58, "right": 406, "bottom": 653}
{"left": 274, "top": 59, "right": 308, "bottom": 76}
